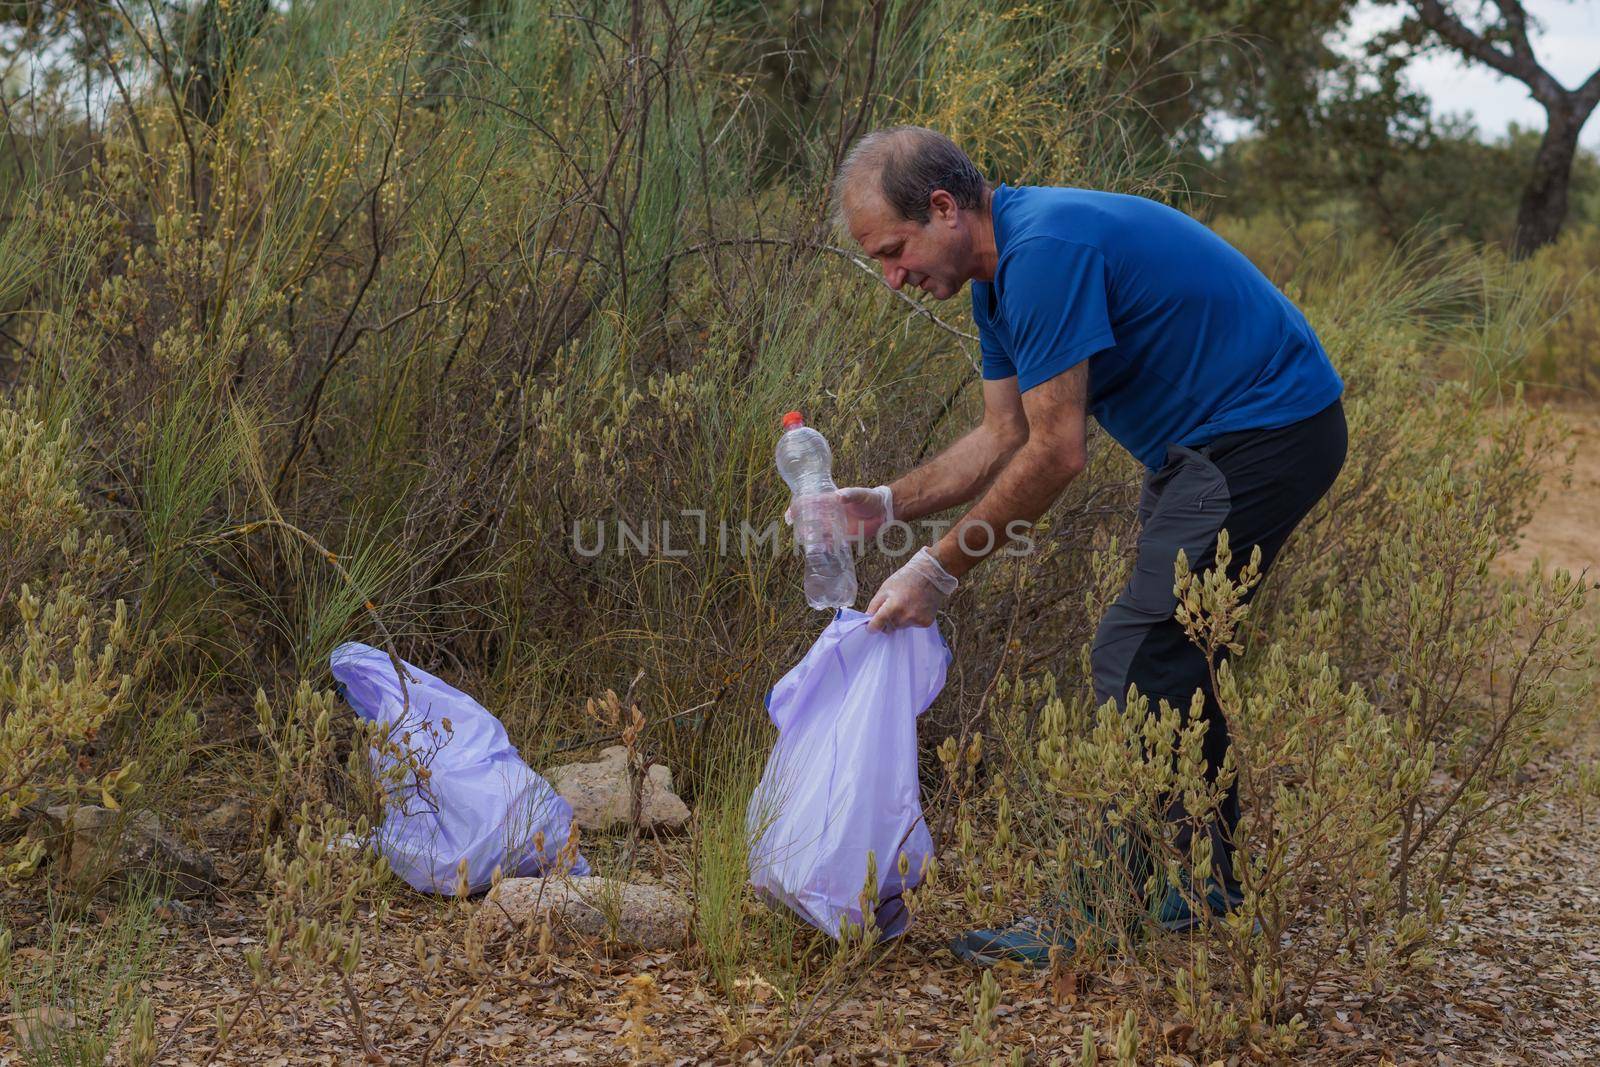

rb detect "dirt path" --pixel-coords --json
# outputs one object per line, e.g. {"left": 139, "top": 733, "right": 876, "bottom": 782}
{"left": 1496, "top": 404, "right": 1600, "bottom": 580}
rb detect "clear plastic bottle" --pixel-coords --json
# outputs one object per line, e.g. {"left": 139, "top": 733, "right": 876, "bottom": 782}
{"left": 775, "top": 410, "right": 858, "bottom": 610}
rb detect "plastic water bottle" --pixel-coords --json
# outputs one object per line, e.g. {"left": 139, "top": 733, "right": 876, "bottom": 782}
{"left": 775, "top": 411, "right": 858, "bottom": 610}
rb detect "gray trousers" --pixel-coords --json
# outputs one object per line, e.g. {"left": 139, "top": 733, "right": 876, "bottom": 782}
{"left": 1088, "top": 400, "right": 1347, "bottom": 885}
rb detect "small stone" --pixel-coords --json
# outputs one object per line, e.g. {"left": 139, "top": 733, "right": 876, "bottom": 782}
{"left": 152, "top": 897, "right": 203, "bottom": 924}
{"left": 545, "top": 746, "right": 690, "bottom": 833}
{"left": 474, "top": 875, "right": 689, "bottom": 951}
{"left": 200, "top": 798, "right": 248, "bottom": 832}
{"left": 12, "top": 1004, "right": 77, "bottom": 1050}
{"left": 47, "top": 804, "right": 218, "bottom": 899}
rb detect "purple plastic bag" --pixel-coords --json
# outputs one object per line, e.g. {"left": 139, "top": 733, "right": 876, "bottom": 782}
{"left": 747, "top": 609, "right": 950, "bottom": 938}
{"left": 330, "top": 642, "right": 589, "bottom": 894}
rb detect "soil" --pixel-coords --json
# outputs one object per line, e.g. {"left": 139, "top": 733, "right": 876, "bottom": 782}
{"left": 1496, "top": 404, "right": 1600, "bottom": 580}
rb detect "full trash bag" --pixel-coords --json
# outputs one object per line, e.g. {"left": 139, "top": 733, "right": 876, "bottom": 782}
{"left": 747, "top": 608, "right": 949, "bottom": 938}
{"left": 330, "top": 642, "right": 589, "bottom": 894}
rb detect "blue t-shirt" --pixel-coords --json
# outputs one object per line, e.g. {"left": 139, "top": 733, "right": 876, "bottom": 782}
{"left": 972, "top": 185, "right": 1344, "bottom": 470}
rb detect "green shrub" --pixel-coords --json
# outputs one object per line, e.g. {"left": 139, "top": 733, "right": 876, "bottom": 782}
{"left": 0, "top": 395, "right": 135, "bottom": 879}
{"left": 236, "top": 682, "right": 394, "bottom": 1062}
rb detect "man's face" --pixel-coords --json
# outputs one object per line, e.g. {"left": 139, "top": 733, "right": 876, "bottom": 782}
{"left": 847, "top": 188, "right": 973, "bottom": 301}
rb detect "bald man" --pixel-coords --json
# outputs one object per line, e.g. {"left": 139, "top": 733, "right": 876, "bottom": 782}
{"left": 827, "top": 126, "right": 1346, "bottom": 968}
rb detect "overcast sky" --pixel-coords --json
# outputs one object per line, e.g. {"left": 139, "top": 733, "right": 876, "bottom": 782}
{"left": 1344, "top": 0, "right": 1600, "bottom": 149}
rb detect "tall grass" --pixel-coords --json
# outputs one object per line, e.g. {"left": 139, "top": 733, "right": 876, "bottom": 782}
{"left": 0, "top": 881, "right": 162, "bottom": 1067}
{"left": 1215, "top": 214, "right": 1600, "bottom": 401}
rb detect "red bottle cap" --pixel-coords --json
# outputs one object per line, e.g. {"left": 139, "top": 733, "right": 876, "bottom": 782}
{"left": 781, "top": 411, "right": 805, "bottom": 431}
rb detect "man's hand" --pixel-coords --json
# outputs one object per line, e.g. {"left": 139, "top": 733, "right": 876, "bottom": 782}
{"left": 784, "top": 485, "right": 893, "bottom": 541}
{"left": 866, "top": 547, "right": 958, "bottom": 632}
{"left": 838, "top": 485, "right": 893, "bottom": 540}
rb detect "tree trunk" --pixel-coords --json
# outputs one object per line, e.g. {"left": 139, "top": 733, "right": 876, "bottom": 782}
{"left": 1511, "top": 103, "right": 1581, "bottom": 259}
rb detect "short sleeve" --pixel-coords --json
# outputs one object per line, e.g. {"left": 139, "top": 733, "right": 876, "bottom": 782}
{"left": 998, "top": 238, "right": 1116, "bottom": 392}
{"left": 972, "top": 282, "right": 1014, "bottom": 381}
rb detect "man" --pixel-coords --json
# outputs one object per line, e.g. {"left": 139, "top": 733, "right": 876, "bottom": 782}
{"left": 826, "top": 126, "right": 1348, "bottom": 968}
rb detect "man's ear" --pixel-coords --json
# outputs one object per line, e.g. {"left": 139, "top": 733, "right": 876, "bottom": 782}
{"left": 929, "top": 189, "right": 958, "bottom": 224}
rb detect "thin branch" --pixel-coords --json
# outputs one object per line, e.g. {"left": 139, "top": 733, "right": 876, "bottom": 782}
{"left": 1410, "top": 0, "right": 1566, "bottom": 108}
{"left": 834, "top": 0, "right": 886, "bottom": 170}
{"left": 86, "top": 12, "right": 151, "bottom": 162}
{"left": 1574, "top": 66, "right": 1600, "bottom": 119}
{"left": 120, "top": 0, "right": 202, "bottom": 217}
{"left": 1490, "top": 0, "right": 1536, "bottom": 67}
{"left": 0, "top": 82, "right": 30, "bottom": 185}
{"left": 274, "top": 49, "right": 498, "bottom": 493}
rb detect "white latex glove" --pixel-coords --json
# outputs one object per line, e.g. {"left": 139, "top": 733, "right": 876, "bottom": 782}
{"left": 784, "top": 485, "right": 893, "bottom": 542}
{"left": 866, "top": 547, "right": 958, "bottom": 632}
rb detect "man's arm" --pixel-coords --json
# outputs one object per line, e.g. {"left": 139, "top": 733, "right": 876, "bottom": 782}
{"left": 862, "top": 363, "right": 1088, "bottom": 632}
{"left": 888, "top": 377, "right": 1032, "bottom": 522}
{"left": 930, "top": 363, "right": 1088, "bottom": 580}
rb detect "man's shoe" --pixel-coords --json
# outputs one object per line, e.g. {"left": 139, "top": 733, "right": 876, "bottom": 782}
{"left": 1155, "top": 879, "right": 1246, "bottom": 933}
{"left": 948, "top": 916, "right": 1073, "bottom": 969}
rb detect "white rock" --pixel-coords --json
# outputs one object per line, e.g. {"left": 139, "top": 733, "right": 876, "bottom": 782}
{"left": 545, "top": 746, "right": 690, "bottom": 833}
{"left": 474, "top": 875, "right": 688, "bottom": 951}
{"left": 199, "top": 798, "right": 248, "bottom": 832}
{"left": 12, "top": 1004, "right": 77, "bottom": 1051}
{"left": 47, "top": 804, "right": 217, "bottom": 899}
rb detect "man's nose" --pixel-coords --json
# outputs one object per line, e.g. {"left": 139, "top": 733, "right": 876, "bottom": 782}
{"left": 882, "top": 264, "right": 906, "bottom": 290}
